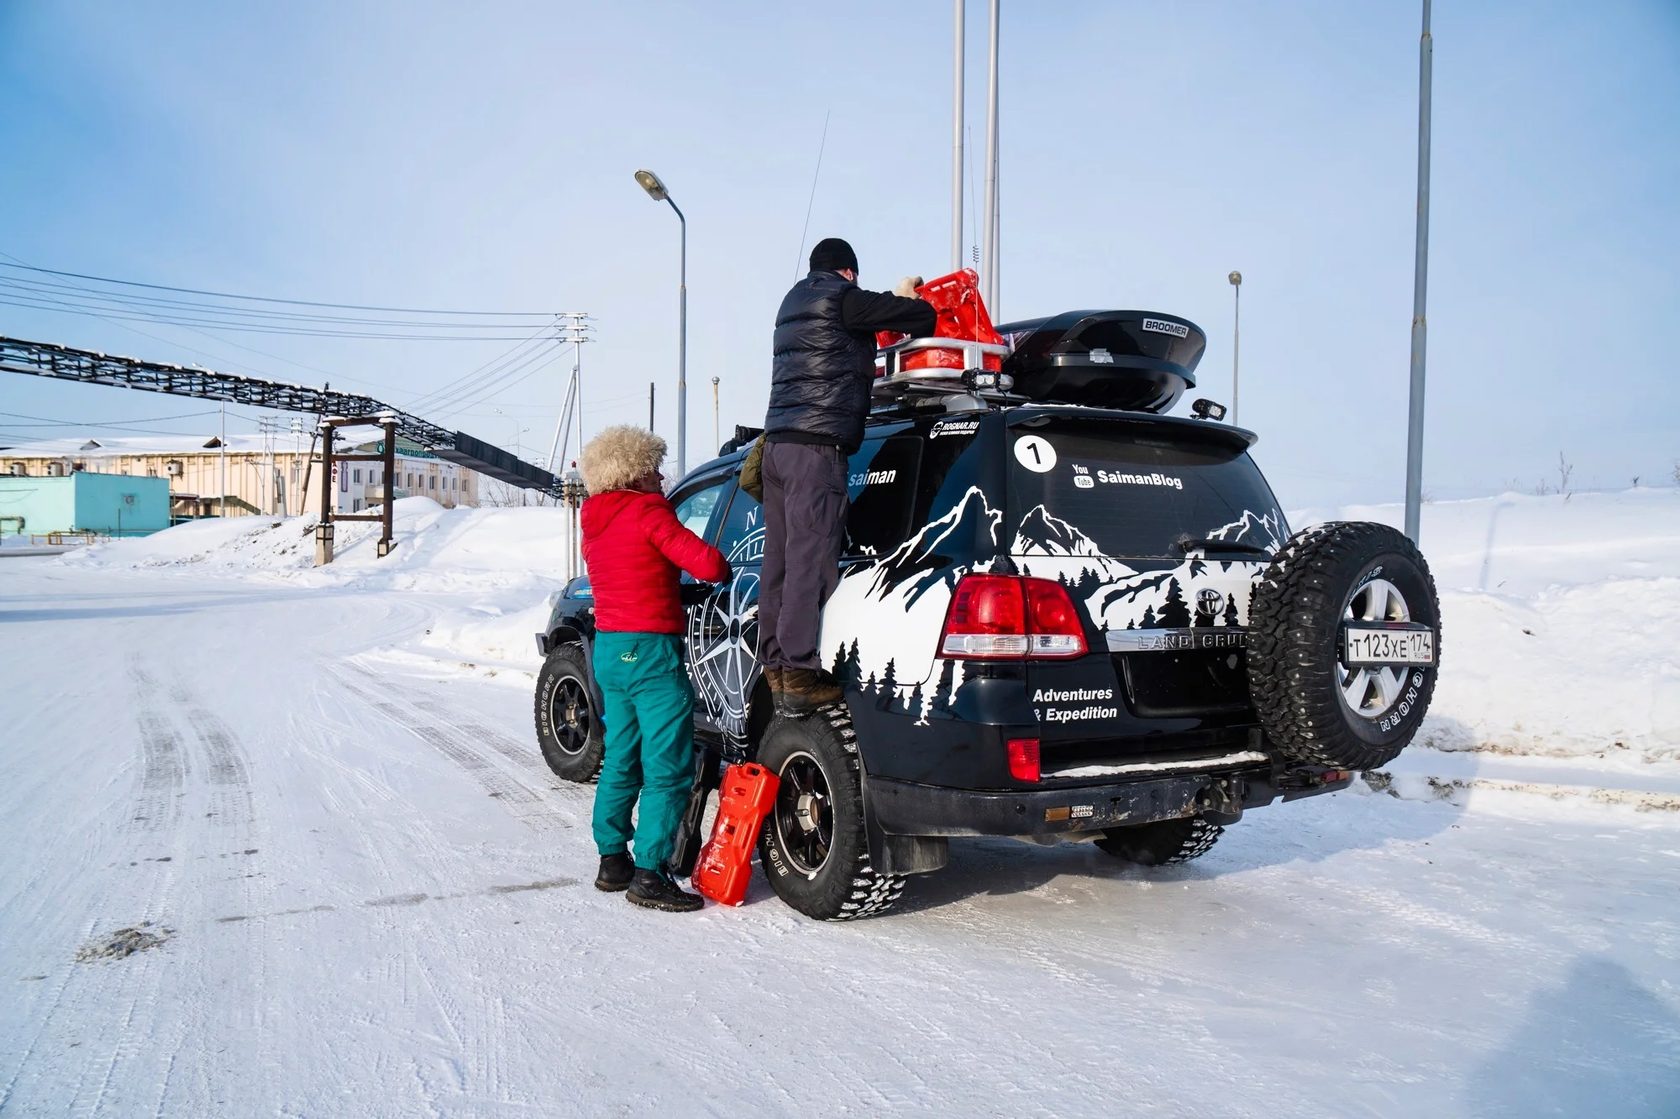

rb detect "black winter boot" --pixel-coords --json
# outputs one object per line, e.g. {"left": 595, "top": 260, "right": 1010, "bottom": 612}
{"left": 779, "top": 668, "right": 844, "bottom": 717}
{"left": 595, "top": 853, "right": 634, "bottom": 892}
{"left": 626, "top": 869, "right": 704, "bottom": 913}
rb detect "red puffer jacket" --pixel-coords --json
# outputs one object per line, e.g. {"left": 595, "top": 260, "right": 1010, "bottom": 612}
{"left": 580, "top": 489, "right": 731, "bottom": 634}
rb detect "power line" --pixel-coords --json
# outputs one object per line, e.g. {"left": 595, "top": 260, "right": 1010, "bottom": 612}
{"left": 404, "top": 328, "right": 556, "bottom": 412}
{"left": 1, "top": 408, "right": 222, "bottom": 425}
{"left": 0, "top": 295, "right": 547, "bottom": 340}
{"left": 423, "top": 340, "right": 563, "bottom": 417}
{"left": 0, "top": 276, "right": 554, "bottom": 330}
{"left": 0, "top": 258, "right": 555, "bottom": 317}
{"left": 0, "top": 250, "right": 389, "bottom": 391}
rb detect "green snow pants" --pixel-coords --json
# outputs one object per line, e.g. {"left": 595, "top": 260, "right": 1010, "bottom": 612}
{"left": 590, "top": 631, "right": 698, "bottom": 872}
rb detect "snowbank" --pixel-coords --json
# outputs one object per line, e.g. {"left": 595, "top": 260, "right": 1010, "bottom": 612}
{"left": 64, "top": 498, "right": 573, "bottom": 592}
{"left": 1292, "top": 488, "right": 1680, "bottom": 762}
{"left": 55, "top": 486, "right": 1680, "bottom": 761}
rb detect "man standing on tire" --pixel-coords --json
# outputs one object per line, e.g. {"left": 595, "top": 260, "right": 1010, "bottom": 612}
{"left": 579, "top": 425, "right": 732, "bottom": 912}
{"left": 760, "top": 238, "right": 935, "bottom": 715}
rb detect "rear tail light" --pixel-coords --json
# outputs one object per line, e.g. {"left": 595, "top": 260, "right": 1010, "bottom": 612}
{"left": 1007, "top": 737, "right": 1041, "bottom": 782}
{"left": 939, "top": 574, "right": 1088, "bottom": 659}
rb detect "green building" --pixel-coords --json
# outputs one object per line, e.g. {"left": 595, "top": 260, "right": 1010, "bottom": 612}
{"left": 0, "top": 472, "right": 171, "bottom": 540}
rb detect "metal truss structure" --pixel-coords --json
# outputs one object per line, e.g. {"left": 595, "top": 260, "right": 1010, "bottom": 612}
{"left": 0, "top": 335, "right": 561, "bottom": 493}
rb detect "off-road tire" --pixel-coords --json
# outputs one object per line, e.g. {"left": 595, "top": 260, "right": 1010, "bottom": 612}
{"left": 1095, "top": 816, "right": 1224, "bottom": 865}
{"left": 755, "top": 705, "right": 906, "bottom": 921}
{"left": 1247, "top": 521, "right": 1441, "bottom": 770}
{"left": 533, "top": 643, "right": 605, "bottom": 782}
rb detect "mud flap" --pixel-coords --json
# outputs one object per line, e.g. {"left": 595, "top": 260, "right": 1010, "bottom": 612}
{"left": 861, "top": 760, "right": 948, "bottom": 876}
{"left": 667, "top": 745, "right": 723, "bottom": 879}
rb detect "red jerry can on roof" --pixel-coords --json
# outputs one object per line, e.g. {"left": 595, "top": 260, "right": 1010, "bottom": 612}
{"left": 876, "top": 268, "right": 1004, "bottom": 374}
{"left": 692, "top": 763, "right": 780, "bottom": 907}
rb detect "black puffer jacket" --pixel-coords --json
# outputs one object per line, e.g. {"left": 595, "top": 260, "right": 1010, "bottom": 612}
{"left": 766, "top": 271, "right": 935, "bottom": 453}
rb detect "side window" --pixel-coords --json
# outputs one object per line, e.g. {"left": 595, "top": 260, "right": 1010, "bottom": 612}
{"left": 670, "top": 478, "right": 728, "bottom": 541}
{"left": 845, "top": 436, "right": 922, "bottom": 556}
{"left": 716, "top": 484, "right": 763, "bottom": 564}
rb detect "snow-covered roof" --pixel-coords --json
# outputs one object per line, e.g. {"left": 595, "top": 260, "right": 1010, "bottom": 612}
{"left": 0, "top": 433, "right": 453, "bottom": 459}
{"left": 0, "top": 434, "right": 280, "bottom": 457}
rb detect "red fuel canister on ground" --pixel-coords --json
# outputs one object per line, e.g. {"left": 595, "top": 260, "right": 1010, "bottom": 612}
{"left": 692, "top": 762, "right": 780, "bottom": 907}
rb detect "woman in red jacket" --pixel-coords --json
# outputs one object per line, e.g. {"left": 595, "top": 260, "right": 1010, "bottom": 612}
{"left": 578, "top": 425, "right": 732, "bottom": 913}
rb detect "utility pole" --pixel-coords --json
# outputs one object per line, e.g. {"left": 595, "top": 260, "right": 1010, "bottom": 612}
{"left": 1404, "top": 0, "right": 1433, "bottom": 543}
{"left": 219, "top": 400, "right": 227, "bottom": 516}
{"left": 289, "top": 416, "right": 304, "bottom": 514}
{"left": 981, "top": 0, "right": 1001, "bottom": 313}
{"left": 711, "top": 376, "right": 720, "bottom": 452}
{"left": 649, "top": 382, "right": 655, "bottom": 433}
{"left": 545, "top": 312, "right": 592, "bottom": 476}
{"left": 952, "top": 0, "right": 965, "bottom": 273}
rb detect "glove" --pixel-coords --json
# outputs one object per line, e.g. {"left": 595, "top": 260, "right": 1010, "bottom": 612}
{"left": 893, "top": 275, "right": 924, "bottom": 298}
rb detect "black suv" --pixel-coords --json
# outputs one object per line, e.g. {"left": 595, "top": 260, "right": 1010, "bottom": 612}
{"left": 534, "top": 310, "right": 1441, "bottom": 920}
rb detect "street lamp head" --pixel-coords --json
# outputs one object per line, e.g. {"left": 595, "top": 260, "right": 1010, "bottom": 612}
{"left": 1228, "top": 271, "right": 1242, "bottom": 286}
{"left": 634, "top": 169, "right": 669, "bottom": 202}
{"left": 711, "top": 376, "right": 719, "bottom": 386}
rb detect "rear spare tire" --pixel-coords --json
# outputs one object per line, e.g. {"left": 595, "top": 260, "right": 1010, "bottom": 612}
{"left": 756, "top": 707, "right": 905, "bottom": 921}
{"left": 1247, "top": 521, "right": 1441, "bottom": 770}
{"left": 534, "top": 643, "right": 605, "bottom": 782}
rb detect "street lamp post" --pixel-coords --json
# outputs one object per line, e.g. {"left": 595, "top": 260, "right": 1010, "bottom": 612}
{"left": 711, "top": 375, "right": 720, "bottom": 452}
{"left": 1404, "top": 0, "right": 1433, "bottom": 544}
{"left": 635, "top": 168, "right": 687, "bottom": 476}
{"left": 1228, "top": 271, "right": 1242, "bottom": 425}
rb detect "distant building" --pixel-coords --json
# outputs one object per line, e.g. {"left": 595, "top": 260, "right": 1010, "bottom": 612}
{"left": 0, "top": 434, "right": 483, "bottom": 521}
{"left": 0, "top": 472, "right": 171, "bottom": 539}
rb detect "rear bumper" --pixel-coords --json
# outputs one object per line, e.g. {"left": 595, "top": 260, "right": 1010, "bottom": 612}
{"left": 867, "top": 766, "right": 1349, "bottom": 837}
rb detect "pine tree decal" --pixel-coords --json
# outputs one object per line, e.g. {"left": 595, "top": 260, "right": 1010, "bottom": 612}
{"left": 1141, "top": 604, "right": 1158, "bottom": 629}
{"left": 907, "top": 681, "right": 927, "bottom": 723}
{"left": 931, "top": 658, "right": 956, "bottom": 714}
{"left": 1157, "top": 578, "right": 1191, "bottom": 628}
{"left": 864, "top": 671, "right": 878, "bottom": 694}
{"left": 880, "top": 658, "right": 898, "bottom": 692}
{"left": 1222, "top": 594, "right": 1241, "bottom": 628}
{"left": 843, "top": 639, "right": 862, "bottom": 687}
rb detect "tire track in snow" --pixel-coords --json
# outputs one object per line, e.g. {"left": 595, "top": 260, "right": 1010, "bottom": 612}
{"left": 126, "top": 663, "right": 187, "bottom": 834}
{"left": 51, "top": 660, "right": 199, "bottom": 1116}
{"left": 123, "top": 664, "right": 267, "bottom": 1116}
{"left": 337, "top": 675, "right": 572, "bottom": 833}
{"left": 348, "top": 664, "right": 554, "bottom": 780}
{"left": 414, "top": 700, "right": 551, "bottom": 777}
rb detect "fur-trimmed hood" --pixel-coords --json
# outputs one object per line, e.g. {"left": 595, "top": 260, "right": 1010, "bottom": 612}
{"left": 579, "top": 424, "right": 666, "bottom": 493}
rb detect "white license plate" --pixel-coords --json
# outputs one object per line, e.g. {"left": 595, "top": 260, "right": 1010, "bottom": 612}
{"left": 1344, "top": 627, "right": 1435, "bottom": 666}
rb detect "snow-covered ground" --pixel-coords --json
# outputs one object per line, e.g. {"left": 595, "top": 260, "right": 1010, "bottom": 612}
{"left": 2, "top": 489, "right": 1677, "bottom": 1116}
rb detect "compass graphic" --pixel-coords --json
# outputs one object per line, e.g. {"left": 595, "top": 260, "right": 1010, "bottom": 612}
{"left": 686, "top": 526, "right": 765, "bottom": 744}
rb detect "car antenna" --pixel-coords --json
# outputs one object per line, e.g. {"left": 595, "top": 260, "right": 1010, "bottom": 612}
{"left": 793, "top": 109, "right": 832, "bottom": 281}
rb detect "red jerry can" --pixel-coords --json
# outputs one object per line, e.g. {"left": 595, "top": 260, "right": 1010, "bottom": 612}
{"left": 692, "top": 763, "right": 781, "bottom": 907}
{"left": 876, "top": 267, "right": 1004, "bottom": 373}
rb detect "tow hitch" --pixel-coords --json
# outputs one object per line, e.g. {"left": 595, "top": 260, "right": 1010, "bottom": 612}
{"left": 1196, "top": 777, "right": 1244, "bottom": 825}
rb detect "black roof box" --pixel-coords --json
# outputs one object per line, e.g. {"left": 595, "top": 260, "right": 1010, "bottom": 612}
{"left": 997, "top": 310, "right": 1205, "bottom": 413}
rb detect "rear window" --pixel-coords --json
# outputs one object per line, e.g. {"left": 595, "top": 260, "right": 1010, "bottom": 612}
{"left": 1006, "top": 421, "right": 1286, "bottom": 559}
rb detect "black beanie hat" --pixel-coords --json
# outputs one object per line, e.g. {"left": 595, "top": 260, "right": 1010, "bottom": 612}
{"left": 809, "top": 237, "right": 858, "bottom": 274}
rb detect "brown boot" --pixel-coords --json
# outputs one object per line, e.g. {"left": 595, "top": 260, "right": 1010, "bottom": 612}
{"left": 780, "top": 668, "right": 844, "bottom": 718}
{"left": 763, "top": 666, "right": 785, "bottom": 697}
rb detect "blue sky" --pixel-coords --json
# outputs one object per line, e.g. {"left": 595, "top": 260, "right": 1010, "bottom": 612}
{"left": 2, "top": 1, "right": 1676, "bottom": 508}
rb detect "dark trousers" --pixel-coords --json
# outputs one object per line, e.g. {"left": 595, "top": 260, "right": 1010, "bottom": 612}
{"left": 759, "top": 440, "right": 848, "bottom": 672}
